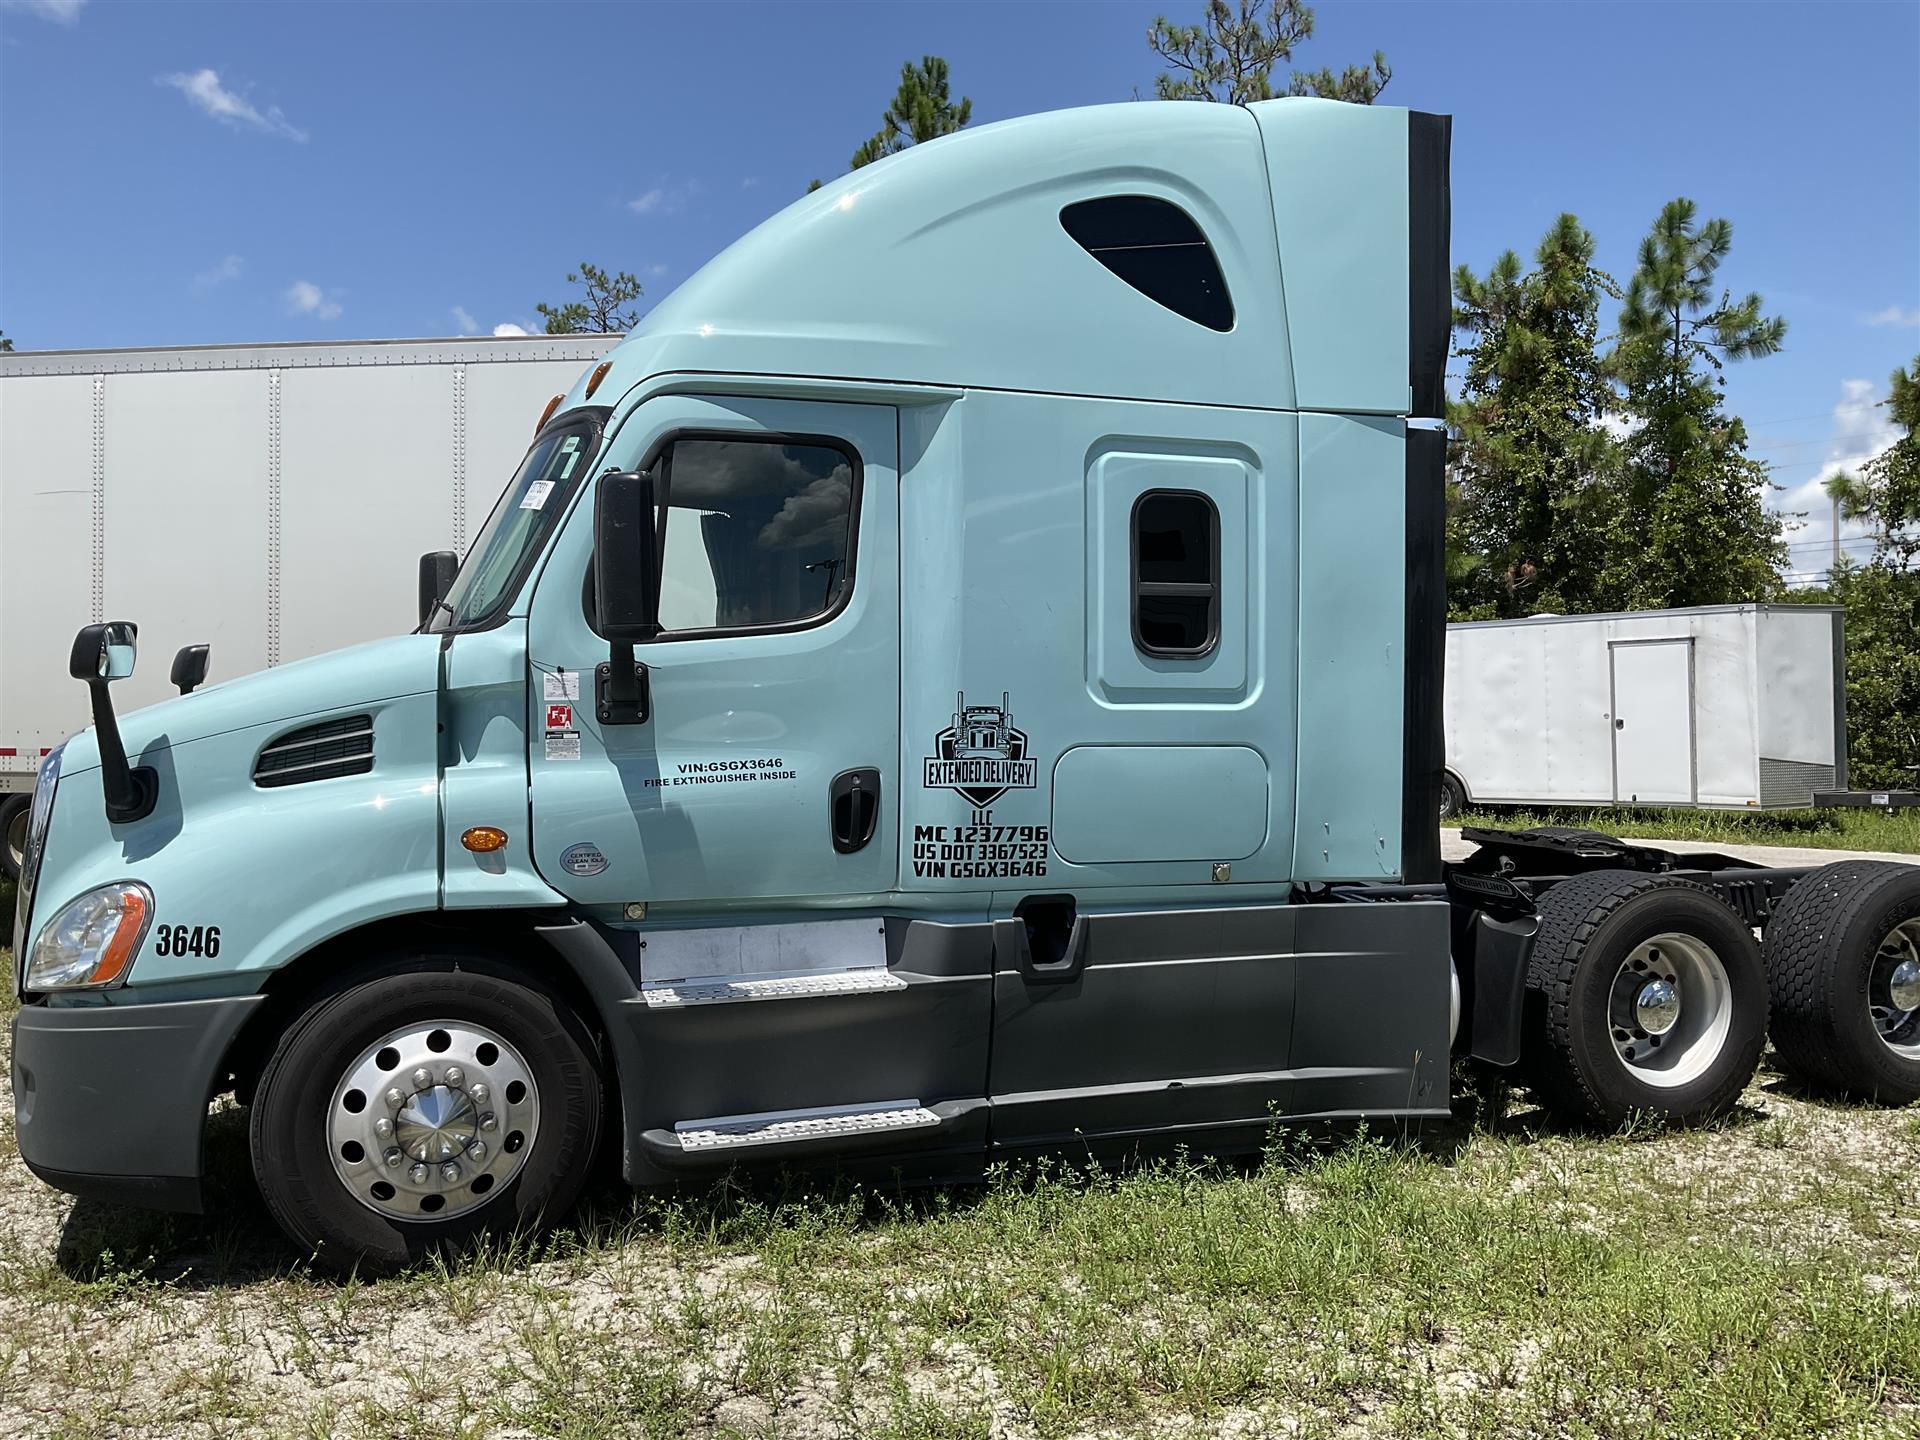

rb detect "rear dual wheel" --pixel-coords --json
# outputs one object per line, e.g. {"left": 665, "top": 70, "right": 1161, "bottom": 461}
{"left": 1523, "top": 871, "right": 1768, "bottom": 1126}
{"left": 250, "top": 961, "right": 603, "bottom": 1273}
{"left": 1765, "top": 861, "right": 1920, "bottom": 1105}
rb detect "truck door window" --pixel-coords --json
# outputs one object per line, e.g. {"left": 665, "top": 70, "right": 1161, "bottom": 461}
{"left": 652, "top": 435, "right": 859, "bottom": 634}
{"left": 1131, "top": 489, "right": 1219, "bottom": 657}
{"left": 1060, "top": 195, "right": 1234, "bottom": 333}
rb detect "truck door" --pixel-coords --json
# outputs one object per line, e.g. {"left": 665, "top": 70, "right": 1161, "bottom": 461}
{"left": 1610, "top": 638, "right": 1695, "bottom": 804}
{"left": 526, "top": 395, "right": 899, "bottom": 907}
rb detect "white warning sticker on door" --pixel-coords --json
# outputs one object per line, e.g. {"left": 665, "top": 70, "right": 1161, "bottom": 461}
{"left": 542, "top": 671, "right": 580, "bottom": 702}
{"left": 545, "top": 729, "right": 581, "bottom": 761}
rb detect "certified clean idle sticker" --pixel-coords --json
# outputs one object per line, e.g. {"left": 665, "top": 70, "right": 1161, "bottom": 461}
{"left": 559, "top": 842, "right": 608, "bottom": 877}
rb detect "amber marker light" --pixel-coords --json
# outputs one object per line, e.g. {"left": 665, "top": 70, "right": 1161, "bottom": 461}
{"left": 584, "top": 360, "right": 613, "bottom": 399}
{"left": 462, "top": 827, "right": 509, "bottom": 853}
{"left": 534, "top": 394, "right": 562, "bottom": 435}
{"left": 89, "top": 885, "right": 150, "bottom": 988}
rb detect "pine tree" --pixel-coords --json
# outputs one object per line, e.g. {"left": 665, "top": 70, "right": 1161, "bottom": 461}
{"left": 1447, "top": 215, "right": 1620, "bottom": 618}
{"left": 1607, "top": 200, "right": 1788, "bottom": 607}
{"left": 536, "top": 262, "right": 643, "bottom": 335}
{"left": 1826, "top": 356, "right": 1920, "bottom": 570}
{"left": 849, "top": 57, "right": 972, "bottom": 170}
{"left": 1147, "top": 0, "right": 1389, "bottom": 106}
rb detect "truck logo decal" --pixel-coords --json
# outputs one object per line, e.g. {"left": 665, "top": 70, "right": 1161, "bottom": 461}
{"left": 559, "top": 842, "right": 609, "bottom": 877}
{"left": 923, "top": 691, "right": 1036, "bottom": 808}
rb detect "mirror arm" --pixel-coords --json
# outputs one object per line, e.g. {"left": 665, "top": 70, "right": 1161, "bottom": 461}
{"left": 596, "top": 643, "right": 651, "bottom": 726}
{"left": 85, "top": 681, "right": 157, "bottom": 825}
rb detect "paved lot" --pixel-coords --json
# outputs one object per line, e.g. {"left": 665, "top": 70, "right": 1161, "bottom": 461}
{"left": 1441, "top": 827, "right": 1919, "bottom": 868}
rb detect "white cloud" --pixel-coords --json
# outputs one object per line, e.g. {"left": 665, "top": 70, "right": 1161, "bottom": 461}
{"left": 1865, "top": 305, "right": 1920, "bottom": 328}
{"left": 1773, "top": 377, "right": 1900, "bottom": 574}
{"left": 190, "top": 254, "right": 243, "bottom": 295}
{"left": 627, "top": 188, "right": 666, "bottom": 215}
{"left": 0, "top": 0, "right": 87, "bottom": 23}
{"left": 492, "top": 322, "right": 530, "bottom": 337}
{"left": 741, "top": 176, "right": 760, "bottom": 190}
{"left": 158, "top": 69, "right": 307, "bottom": 142}
{"left": 450, "top": 306, "right": 479, "bottom": 335}
{"left": 284, "top": 280, "right": 341, "bottom": 321}
{"left": 646, "top": 263, "right": 668, "bottom": 277}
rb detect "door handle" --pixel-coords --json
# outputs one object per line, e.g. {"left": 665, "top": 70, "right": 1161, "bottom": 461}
{"left": 829, "top": 768, "right": 880, "bottom": 854}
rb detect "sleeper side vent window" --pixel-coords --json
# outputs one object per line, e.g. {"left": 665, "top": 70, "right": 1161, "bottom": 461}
{"left": 1131, "top": 490, "right": 1220, "bottom": 657}
{"left": 253, "top": 713, "right": 375, "bottom": 788}
{"left": 1060, "top": 195, "right": 1234, "bottom": 332}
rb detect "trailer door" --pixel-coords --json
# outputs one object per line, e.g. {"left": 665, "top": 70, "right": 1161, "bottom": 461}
{"left": 1610, "top": 639, "right": 1695, "bottom": 804}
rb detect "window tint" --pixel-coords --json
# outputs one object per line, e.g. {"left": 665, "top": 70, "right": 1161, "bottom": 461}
{"left": 1131, "top": 490, "right": 1219, "bottom": 657}
{"left": 654, "top": 436, "right": 857, "bottom": 633}
{"left": 1060, "top": 195, "right": 1234, "bottom": 332}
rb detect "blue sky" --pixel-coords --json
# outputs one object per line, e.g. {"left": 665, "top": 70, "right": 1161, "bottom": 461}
{"left": 2, "top": 0, "right": 1915, "bottom": 576}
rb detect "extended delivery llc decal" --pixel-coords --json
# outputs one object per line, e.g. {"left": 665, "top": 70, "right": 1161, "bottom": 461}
{"left": 917, "top": 691, "right": 1048, "bottom": 879}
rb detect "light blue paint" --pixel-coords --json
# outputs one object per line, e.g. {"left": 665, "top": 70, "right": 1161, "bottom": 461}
{"left": 1293, "top": 412, "right": 1406, "bottom": 879}
{"left": 1051, "top": 746, "right": 1269, "bottom": 863}
{"left": 20, "top": 96, "right": 1426, "bottom": 1003}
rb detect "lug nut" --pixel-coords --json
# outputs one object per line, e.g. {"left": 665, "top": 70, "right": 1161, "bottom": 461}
{"left": 374, "top": 1117, "right": 393, "bottom": 1139}
{"left": 385, "top": 1087, "right": 405, "bottom": 1108}
{"left": 384, "top": 1147, "right": 403, "bottom": 1168}
{"left": 411, "top": 1067, "right": 433, "bottom": 1089}
{"left": 479, "top": 1110, "right": 497, "bottom": 1132}
{"left": 469, "top": 1082, "right": 489, "bottom": 1104}
{"left": 409, "top": 1162, "right": 429, "bottom": 1184}
{"left": 445, "top": 1066, "right": 465, "bottom": 1086}
{"left": 440, "top": 1162, "right": 461, "bottom": 1183}
{"left": 467, "top": 1139, "right": 487, "bottom": 1161}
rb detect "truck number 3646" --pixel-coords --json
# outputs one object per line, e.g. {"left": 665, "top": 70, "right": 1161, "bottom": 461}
{"left": 151, "top": 924, "right": 221, "bottom": 959}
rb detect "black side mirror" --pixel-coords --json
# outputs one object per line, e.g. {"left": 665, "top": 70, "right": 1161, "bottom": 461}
{"left": 593, "top": 471, "right": 662, "bottom": 643}
{"left": 418, "top": 550, "right": 459, "bottom": 628}
{"left": 170, "top": 644, "right": 211, "bottom": 695}
{"left": 67, "top": 622, "right": 157, "bottom": 824}
{"left": 592, "top": 471, "right": 661, "bottom": 725}
{"left": 70, "top": 620, "right": 138, "bottom": 682}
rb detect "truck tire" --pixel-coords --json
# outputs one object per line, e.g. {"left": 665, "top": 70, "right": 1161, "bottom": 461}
{"left": 1765, "top": 861, "right": 1920, "bottom": 1104}
{"left": 1523, "top": 871, "right": 1767, "bottom": 1126}
{"left": 249, "top": 960, "right": 604, "bottom": 1273}
{"left": 1438, "top": 772, "right": 1466, "bottom": 822}
{"left": 1, "top": 793, "right": 30, "bottom": 881}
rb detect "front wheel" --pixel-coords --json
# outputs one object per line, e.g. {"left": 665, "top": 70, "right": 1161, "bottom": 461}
{"left": 249, "top": 961, "right": 604, "bottom": 1272}
{"left": 1523, "top": 871, "right": 1767, "bottom": 1126}
{"left": 1, "top": 792, "right": 30, "bottom": 881}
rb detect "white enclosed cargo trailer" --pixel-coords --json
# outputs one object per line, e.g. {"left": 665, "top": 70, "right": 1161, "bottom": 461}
{"left": 1442, "top": 604, "right": 1847, "bottom": 815}
{"left": 0, "top": 335, "right": 618, "bottom": 813}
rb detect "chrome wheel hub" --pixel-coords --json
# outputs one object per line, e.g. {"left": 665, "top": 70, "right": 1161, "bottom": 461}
{"left": 1634, "top": 978, "right": 1680, "bottom": 1035}
{"left": 1607, "top": 933, "right": 1732, "bottom": 1089}
{"left": 1870, "top": 919, "right": 1920, "bottom": 1059}
{"left": 328, "top": 1020, "right": 538, "bottom": 1222}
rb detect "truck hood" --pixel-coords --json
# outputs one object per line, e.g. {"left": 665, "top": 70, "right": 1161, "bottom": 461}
{"left": 57, "top": 633, "right": 442, "bottom": 776}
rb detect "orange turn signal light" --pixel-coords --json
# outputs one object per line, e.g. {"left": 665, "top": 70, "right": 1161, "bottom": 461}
{"left": 93, "top": 885, "right": 150, "bottom": 987}
{"left": 461, "top": 826, "right": 509, "bottom": 853}
{"left": 534, "top": 394, "right": 562, "bottom": 435}
{"left": 584, "top": 360, "right": 613, "bottom": 399}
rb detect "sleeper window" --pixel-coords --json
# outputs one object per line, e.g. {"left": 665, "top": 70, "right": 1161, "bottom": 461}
{"left": 1131, "top": 490, "right": 1219, "bottom": 657}
{"left": 653, "top": 436, "right": 858, "bottom": 633}
{"left": 1060, "top": 195, "right": 1234, "bottom": 332}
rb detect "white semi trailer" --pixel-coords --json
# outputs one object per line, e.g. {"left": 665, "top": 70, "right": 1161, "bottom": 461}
{"left": 0, "top": 335, "right": 619, "bottom": 870}
{"left": 1441, "top": 604, "right": 1848, "bottom": 818}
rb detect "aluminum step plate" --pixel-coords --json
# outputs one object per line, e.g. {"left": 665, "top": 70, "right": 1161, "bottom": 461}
{"left": 642, "top": 968, "right": 906, "bottom": 1008}
{"left": 673, "top": 1102, "right": 939, "bottom": 1151}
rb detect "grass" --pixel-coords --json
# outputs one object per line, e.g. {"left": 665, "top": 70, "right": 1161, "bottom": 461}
{"left": 1454, "top": 803, "right": 1920, "bottom": 854}
{"left": 0, "top": 1068, "right": 1915, "bottom": 1438}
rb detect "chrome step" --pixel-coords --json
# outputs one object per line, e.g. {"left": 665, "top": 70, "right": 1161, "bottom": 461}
{"left": 671, "top": 1101, "right": 939, "bottom": 1152}
{"left": 641, "top": 968, "right": 906, "bottom": 1008}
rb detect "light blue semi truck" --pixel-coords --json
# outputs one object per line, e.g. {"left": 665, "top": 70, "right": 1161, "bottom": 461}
{"left": 13, "top": 99, "right": 1920, "bottom": 1270}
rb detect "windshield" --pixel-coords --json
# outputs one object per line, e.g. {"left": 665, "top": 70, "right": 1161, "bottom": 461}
{"left": 430, "top": 417, "right": 601, "bottom": 631}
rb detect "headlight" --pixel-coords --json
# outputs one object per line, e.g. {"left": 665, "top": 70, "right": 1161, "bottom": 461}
{"left": 25, "top": 882, "right": 153, "bottom": 991}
